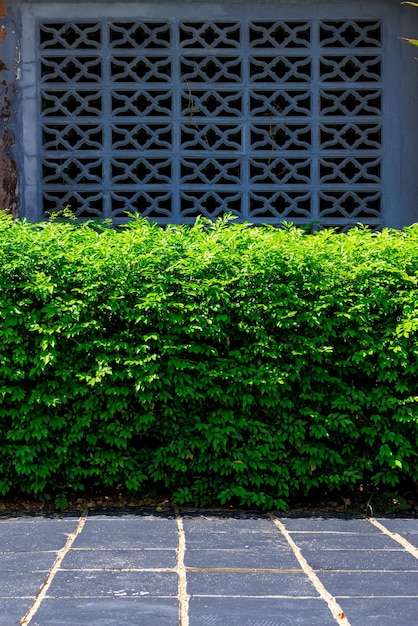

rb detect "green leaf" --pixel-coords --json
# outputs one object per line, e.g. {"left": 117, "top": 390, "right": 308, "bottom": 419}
{"left": 399, "top": 36, "right": 418, "bottom": 48}
{"left": 55, "top": 494, "right": 68, "bottom": 510}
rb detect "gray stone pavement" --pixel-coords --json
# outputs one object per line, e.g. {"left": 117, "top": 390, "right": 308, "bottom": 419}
{"left": 1, "top": 509, "right": 418, "bottom": 626}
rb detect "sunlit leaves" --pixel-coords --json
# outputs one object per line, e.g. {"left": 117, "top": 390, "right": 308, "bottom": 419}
{"left": 0, "top": 213, "right": 417, "bottom": 508}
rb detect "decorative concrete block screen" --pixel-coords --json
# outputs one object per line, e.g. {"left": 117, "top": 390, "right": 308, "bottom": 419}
{"left": 23, "top": 4, "right": 386, "bottom": 226}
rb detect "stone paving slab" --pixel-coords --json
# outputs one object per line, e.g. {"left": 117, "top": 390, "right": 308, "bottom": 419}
{"left": 182, "top": 518, "right": 275, "bottom": 532}
{"left": 188, "top": 596, "right": 337, "bottom": 625}
{"left": 72, "top": 518, "right": 178, "bottom": 549}
{"left": 182, "top": 528, "right": 290, "bottom": 550}
{"left": 0, "top": 552, "right": 57, "bottom": 572}
{"left": 287, "top": 532, "right": 400, "bottom": 550}
{"left": 336, "top": 597, "right": 418, "bottom": 625}
{"left": 184, "top": 546, "right": 301, "bottom": 570}
{"left": 297, "top": 547, "right": 418, "bottom": 570}
{"left": 186, "top": 570, "right": 319, "bottom": 597}
{"left": 0, "top": 600, "right": 34, "bottom": 626}
{"left": 0, "top": 511, "right": 417, "bottom": 626}
{"left": 316, "top": 570, "right": 418, "bottom": 596}
{"left": 62, "top": 548, "right": 177, "bottom": 570}
{"left": 375, "top": 519, "right": 418, "bottom": 547}
{"left": 375, "top": 519, "right": 418, "bottom": 534}
{"left": 0, "top": 572, "right": 49, "bottom": 598}
{"left": 46, "top": 570, "right": 178, "bottom": 598}
{"left": 0, "top": 519, "right": 79, "bottom": 552}
{"left": 183, "top": 533, "right": 291, "bottom": 550}
{"left": 276, "top": 517, "right": 382, "bottom": 533}
{"left": 30, "top": 598, "right": 179, "bottom": 626}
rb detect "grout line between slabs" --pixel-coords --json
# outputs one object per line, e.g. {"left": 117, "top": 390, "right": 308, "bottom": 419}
{"left": 20, "top": 510, "right": 88, "bottom": 625}
{"left": 175, "top": 509, "right": 189, "bottom": 626}
{"left": 367, "top": 518, "right": 418, "bottom": 559}
{"left": 32, "top": 594, "right": 177, "bottom": 600}
{"left": 268, "top": 513, "right": 351, "bottom": 625}
{"left": 285, "top": 548, "right": 404, "bottom": 552}
{"left": 185, "top": 567, "right": 302, "bottom": 573}
{"left": 59, "top": 567, "right": 176, "bottom": 573}
{"left": 68, "top": 547, "right": 177, "bottom": 551}
{"left": 335, "top": 595, "right": 418, "bottom": 599}
{"left": 190, "top": 594, "right": 322, "bottom": 599}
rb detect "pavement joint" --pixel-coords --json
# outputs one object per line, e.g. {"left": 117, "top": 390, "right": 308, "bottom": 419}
{"left": 20, "top": 510, "right": 88, "bottom": 625}
{"left": 185, "top": 567, "right": 302, "bottom": 573}
{"left": 175, "top": 509, "right": 189, "bottom": 626}
{"left": 368, "top": 517, "right": 418, "bottom": 559}
{"left": 269, "top": 513, "right": 351, "bottom": 625}
{"left": 59, "top": 567, "right": 176, "bottom": 572}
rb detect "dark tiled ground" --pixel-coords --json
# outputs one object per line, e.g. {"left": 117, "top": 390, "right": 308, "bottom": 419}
{"left": 0, "top": 511, "right": 417, "bottom": 626}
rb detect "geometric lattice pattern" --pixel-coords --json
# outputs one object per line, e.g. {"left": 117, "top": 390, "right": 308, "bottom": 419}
{"left": 39, "top": 19, "right": 382, "bottom": 226}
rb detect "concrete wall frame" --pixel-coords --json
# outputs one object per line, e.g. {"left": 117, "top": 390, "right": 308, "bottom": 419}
{"left": 1, "top": 0, "right": 417, "bottom": 227}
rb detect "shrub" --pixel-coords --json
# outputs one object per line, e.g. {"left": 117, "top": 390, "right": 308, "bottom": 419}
{"left": 0, "top": 214, "right": 417, "bottom": 510}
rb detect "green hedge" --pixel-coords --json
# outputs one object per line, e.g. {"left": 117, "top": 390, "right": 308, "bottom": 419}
{"left": 0, "top": 214, "right": 417, "bottom": 510}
